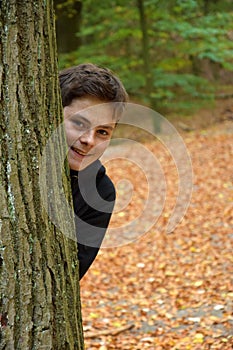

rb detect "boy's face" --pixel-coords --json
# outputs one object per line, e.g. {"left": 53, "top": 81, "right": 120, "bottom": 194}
{"left": 64, "top": 96, "right": 115, "bottom": 171}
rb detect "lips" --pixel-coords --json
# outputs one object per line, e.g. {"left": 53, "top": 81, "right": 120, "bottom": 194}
{"left": 70, "top": 146, "right": 92, "bottom": 157}
{"left": 71, "top": 146, "right": 85, "bottom": 155}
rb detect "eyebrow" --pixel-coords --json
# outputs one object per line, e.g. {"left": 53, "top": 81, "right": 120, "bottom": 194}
{"left": 98, "top": 125, "right": 114, "bottom": 130}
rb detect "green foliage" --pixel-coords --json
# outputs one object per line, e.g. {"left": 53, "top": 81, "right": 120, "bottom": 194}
{"left": 57, "top": 0, "right": 233, "bottom": 113}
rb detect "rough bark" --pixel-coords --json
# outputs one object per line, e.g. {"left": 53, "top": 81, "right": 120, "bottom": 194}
{"left": 0, "top": 1, "right": 84, "bottom": 349}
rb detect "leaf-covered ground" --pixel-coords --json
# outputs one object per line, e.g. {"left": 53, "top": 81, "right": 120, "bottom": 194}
{"left": 80, "top": 120, "right": 233, "bottom": 350}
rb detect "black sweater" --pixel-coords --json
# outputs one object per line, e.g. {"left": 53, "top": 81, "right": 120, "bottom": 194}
{"left": 70, "top": 160, "right": 115, "bottom": 279}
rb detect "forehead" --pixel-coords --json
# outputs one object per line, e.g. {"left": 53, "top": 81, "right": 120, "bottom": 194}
{"left": 64, "top": 96, "right": 116, "bottom": 126}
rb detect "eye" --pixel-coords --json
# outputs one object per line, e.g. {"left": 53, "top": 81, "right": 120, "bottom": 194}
{"left": 71, "top": 118, "right": 86, "bottom": 130}
{"left": 97, "top": 129, "right": 110, "bottom": 137}
{"left": 98, "top": 129, "right": 108, "bottom": 135}
{"left": 75, "top": 120, "right": 85, "bottom": 128}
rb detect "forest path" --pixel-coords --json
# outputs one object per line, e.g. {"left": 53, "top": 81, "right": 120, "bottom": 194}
{"left": 81, "top": 119, "right": 233, "bottom": 350}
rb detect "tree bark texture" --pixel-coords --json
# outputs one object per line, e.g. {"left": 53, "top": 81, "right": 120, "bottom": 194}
{"left": 0, "top": 1, "right": 84, "bottom": 349}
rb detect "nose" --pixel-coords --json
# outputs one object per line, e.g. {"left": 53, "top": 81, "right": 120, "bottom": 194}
{"left": 79, "top": 129, "right": 95, "bottom": 146}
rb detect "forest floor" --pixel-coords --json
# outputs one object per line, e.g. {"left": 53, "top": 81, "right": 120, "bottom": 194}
{"left": 80, "top": 102, "right": 233, "bottom": 350}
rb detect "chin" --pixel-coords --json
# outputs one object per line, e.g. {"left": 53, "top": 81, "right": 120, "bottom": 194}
{"left": 68, "top": 160, "right": 81, "bottom": 171}
{"left": 69, "top": 160, "right": 91, "bottom": 171}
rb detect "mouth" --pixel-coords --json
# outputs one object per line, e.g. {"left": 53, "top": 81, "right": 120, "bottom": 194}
{"left": 70, "top": 146, "right": 92, "bottom": 157}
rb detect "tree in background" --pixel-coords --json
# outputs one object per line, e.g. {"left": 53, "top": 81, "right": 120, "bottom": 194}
{"left": 56, "top": 0, "right": 233, "bottom": 113}
{"left": 0, "top": 1, "right": 84, "bottom": 349}
{"left": 55, "top": 0, "right": 82, "bottom": 53}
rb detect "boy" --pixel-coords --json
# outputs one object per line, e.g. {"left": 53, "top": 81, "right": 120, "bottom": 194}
{"left": 59, "top": 63, "right": 128, "bottom": 279}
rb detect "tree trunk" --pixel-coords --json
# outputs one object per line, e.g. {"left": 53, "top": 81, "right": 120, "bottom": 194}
{"left": 0, "top": 1, "right": 84, "bottom": 349}
{"left": 54, "top": 0, "right": 82, "bottom": 54}
{"left": 137, "top": 0, "right": 152, "bottom": 99}
{"left": 137, "top": 0, "right": 160, "bottom": 131}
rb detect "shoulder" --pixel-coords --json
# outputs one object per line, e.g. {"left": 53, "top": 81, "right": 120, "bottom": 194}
{"left": 96, "top": 164, "right": 116, "bottom": 202}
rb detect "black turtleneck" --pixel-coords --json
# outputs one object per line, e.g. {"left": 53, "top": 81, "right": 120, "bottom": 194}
{"left": 70, "top": 160, "right": 115, "bottom": 280}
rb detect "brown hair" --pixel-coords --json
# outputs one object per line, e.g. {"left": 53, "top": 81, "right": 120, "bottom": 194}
{"left": 59, "top": 63, "right": 128, "bottom": 108}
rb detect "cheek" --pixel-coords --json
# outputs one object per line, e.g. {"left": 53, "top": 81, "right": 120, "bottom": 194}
{"left": 65, "top": 124, "right": 81, "bottom": 143}
{"left": 94, "top": 139, "right": 110, "bottom": 153}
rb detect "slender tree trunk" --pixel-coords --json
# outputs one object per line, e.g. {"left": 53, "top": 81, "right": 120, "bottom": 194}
{"left": 137, "top": 0, "right": 152, "bottom": 99}
{"left": 203, "top": 0, "right": 211, "bottom": 15}
{"left": 0, "top": 1, "right": 84, "bottom": 349}
{"left": 54, "top": 0, "right": 82, "bottom": 54}
{"left": 137, "top": 0, "right": 160, "bottom": 131}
